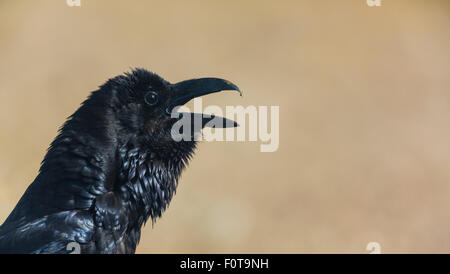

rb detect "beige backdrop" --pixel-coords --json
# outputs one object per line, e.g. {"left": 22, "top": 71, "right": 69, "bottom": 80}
{"left": 0, "top": 0, "right": 449, "bottom": 253}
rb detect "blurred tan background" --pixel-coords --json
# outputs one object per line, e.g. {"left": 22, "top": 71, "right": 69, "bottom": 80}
{"left": 0, "top": 0, "right": 449, "bottom": 253}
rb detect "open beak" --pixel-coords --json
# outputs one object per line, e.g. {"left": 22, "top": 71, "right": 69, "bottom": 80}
{"left": 168, "top": 78, "right": 241, "bottom": 128}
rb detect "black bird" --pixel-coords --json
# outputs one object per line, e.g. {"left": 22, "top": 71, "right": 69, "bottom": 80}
{"left": 0, "top": 69, "right": 241, "bottom": 254}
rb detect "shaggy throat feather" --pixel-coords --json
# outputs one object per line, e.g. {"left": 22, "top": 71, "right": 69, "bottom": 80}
{"left": 117, "top": 145, "right": 192, "bottom": 225}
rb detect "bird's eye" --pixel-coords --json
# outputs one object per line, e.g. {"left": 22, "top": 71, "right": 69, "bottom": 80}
{"left": 144, "top": 91, "right": 159, "bottom": 106}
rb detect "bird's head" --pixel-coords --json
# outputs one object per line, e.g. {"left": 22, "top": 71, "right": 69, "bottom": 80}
{"left": 85, "top": 69, "right": 241, "bottom": 153}
{"left": 29, "top": 69, "right": 242, "bottom": 233}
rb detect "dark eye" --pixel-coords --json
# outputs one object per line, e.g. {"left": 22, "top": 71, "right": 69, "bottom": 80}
{"left": 144, "top": 91, "right": 159, "bottom": 106}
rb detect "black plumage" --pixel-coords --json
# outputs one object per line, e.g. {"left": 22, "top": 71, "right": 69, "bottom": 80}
{"left": 0, "top": 69, "right": 240, "bottom": 254}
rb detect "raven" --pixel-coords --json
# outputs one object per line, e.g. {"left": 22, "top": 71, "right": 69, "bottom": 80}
{"left": 0, "top": 69, "right": 241, "bottom": 254}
